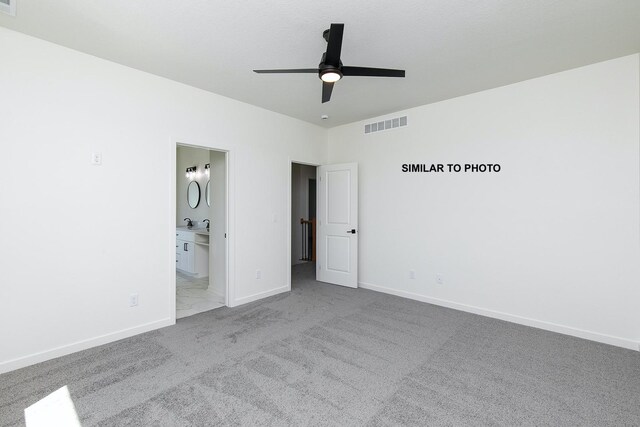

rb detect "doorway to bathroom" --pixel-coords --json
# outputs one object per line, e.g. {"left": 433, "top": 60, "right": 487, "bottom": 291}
{"left": 175, "top": 144, "right": 228, "bottom": 319}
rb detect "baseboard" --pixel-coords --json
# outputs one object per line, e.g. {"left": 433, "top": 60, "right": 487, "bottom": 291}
{"left": 232, "top": 285, "right": 289, "bottom": 306}
{"left": 0, "top": 318, "right": 174, "bottom": 374}
{"left": 359, "top": 282, "right": 639, "bottom": 351}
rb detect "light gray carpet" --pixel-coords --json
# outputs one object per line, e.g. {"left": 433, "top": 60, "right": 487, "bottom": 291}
{"left": 1, "top": 263, "right": 639, "bottom": 426}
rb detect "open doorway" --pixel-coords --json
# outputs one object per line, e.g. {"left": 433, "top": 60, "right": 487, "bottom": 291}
{"left": 291, "top": 162, "right": 318, "bottom": 287}
{"left": 176, "top": 145, "right": 228, "bottom": 319}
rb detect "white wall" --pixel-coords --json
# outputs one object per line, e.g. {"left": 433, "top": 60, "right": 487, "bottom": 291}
{"left": 291, "top": 163, "right": 317, "bottom": 265}
{"left": 328, "top": 54, "right": 640, "bottom": 350}
{"left": 0, "top": 27, "right": 327, "bottom": 373}
{"left": 209, "top": 150, "right": 226, "bottom": 298}
{"left": 176, "top": 146, "right": 210, "bottom": 227}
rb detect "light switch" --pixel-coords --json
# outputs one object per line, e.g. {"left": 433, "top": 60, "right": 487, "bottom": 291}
{"left": 91, "top": 153, "right": 102, "bottom": 166}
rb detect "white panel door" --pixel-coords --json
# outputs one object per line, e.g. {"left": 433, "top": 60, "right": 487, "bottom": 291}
{"left": 317, "top": 163, "right": 358, "bottom": 287}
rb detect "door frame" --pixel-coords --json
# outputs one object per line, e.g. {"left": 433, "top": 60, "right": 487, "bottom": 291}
{"left": 171, "top": 139, "right": 234, "bottom": 324}
{"left": 286, "top": 158, "right": 321, "bottom": 291}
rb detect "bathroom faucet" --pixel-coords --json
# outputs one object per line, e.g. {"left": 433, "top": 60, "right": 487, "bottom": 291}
{"left": 203, "top": 219, "right": 210, "bottom": 231}
{"left": 184, "top": 217, "right": 193, "bottom": 228}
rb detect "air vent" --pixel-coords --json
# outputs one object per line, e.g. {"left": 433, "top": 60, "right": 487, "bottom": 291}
{"left": 0, "top": 0, "right": 16, "bottom": 16}
{"left": 364, "top": 115, "right": 407, "bottom": 134}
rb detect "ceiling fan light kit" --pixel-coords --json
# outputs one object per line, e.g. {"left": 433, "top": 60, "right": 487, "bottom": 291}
{"left": 254, "top": 23, "right": 405, "bottom": 103}
{"left": 320, "top": 68, "right": 342, "bottom": 83}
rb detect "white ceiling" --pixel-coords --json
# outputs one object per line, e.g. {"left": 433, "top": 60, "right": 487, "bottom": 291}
{"left": 2, "top": 0, "right": 640, "bottom": 128}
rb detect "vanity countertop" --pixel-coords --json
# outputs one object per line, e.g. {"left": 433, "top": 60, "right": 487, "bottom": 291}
{"left": 177, "top": 226, "right": 209, "bottom": 235}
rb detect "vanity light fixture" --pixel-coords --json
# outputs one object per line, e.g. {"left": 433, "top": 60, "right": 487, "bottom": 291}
{"left": 205, "top": 163, "right": 210, "bottom": 177}
{"left": 185, "top": 166, "right": 197, "bottom": 180}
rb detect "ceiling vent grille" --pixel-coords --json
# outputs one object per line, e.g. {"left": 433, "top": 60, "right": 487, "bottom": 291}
{"left": 0, "top": 0, "right": 16, "bottom": 16}
{"left": 364, "top": 115, "right": 407, "bottom": 134}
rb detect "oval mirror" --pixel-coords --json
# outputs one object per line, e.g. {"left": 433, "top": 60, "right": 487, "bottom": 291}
{"left": 187, "top": 181, "right": 200, "bottom": 208}
{"left": 206, "top": 180, "right": 211, "bottom": 207}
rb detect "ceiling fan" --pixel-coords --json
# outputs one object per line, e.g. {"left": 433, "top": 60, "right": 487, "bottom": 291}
{"left": 253, "top": 23, "right": 405, "bottom": 103}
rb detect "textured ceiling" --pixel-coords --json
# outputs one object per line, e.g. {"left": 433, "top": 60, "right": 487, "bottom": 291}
{"left": 1, "top": 0, "right": 640, "bottom": 127}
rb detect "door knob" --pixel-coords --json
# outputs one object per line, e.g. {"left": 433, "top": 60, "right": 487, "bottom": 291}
{"left": 347, "top": 229, "right": 356, "bottom": 234}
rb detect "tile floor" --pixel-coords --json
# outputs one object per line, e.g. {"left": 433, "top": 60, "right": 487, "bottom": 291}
{"left": 176, "top": 272, "right": 224, "bottom": 319}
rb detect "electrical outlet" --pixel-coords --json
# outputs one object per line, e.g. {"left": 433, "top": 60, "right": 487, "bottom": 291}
{"left": 256, "top": 270, "right": 261, "bottom": 279}
{"left": 409, "top": 270, "right": 416, "bottom": 279}
{"left": 129, "top": 293, "right": 139, "bottom": 307}
{"left": 436, "top": 274, "right": 444, "bottom": 285}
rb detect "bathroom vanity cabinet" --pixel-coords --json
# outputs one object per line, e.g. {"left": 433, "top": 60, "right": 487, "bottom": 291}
{"left": 176, "top": 228, "right": 209, "bottom": 277}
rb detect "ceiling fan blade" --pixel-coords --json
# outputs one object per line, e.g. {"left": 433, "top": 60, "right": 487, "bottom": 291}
{"left": 253, "top": 68, "right": 318, "bottom": 74}
{"left": 324, "top": 23, "right": 344, "bottom": 66}
{"left": 322, "top": 81, "right": 334, "bottom": 103}
{"left": 341, "top": 66, "right": 405, "bottom": 78}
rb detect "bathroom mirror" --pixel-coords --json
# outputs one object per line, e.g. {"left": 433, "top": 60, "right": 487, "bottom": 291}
{"left": 206, "top": 180, "right": 211, "bottom": 207}
{"left": 187, "top": 181, "right": 200, "bottom": 208}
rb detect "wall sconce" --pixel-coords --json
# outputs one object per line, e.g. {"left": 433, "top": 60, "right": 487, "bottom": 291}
{"left": 205, "top": 163, "right": 210, "bottom": 177}
{"left": 185, "top": 166, "right": 197, "bottom": 180}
